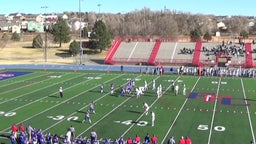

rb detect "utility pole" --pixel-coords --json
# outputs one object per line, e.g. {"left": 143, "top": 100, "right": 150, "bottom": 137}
{"left": 41, "top": 3, "right": 48, "bottom": 63}
{"left": 79, "top": 0, "right": 83, "bottom": 65}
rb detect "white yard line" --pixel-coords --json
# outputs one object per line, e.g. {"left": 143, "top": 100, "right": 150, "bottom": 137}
{"left": 120, "top": 76, "right": 181, "bottom": 138}
{"left": 241, "top": 79, "right": 255, "bottom": 143}
{"left": 3, "top": 74, "right": 124, "bottom": 133}
{"left": 207, "top": 77, "right": 221, "bottom": 144}
{"left": 127, "top": 42, "right": 138, "bottom": 61}
{"left": 170, "top": 42, "right": 178, "bottom": 63}
{"left": 160, "top": 76, "right": 201, "bottom": 144}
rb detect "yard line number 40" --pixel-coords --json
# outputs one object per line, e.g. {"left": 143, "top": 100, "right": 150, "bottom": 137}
{"left": 197, "top": 125, "right": 225, "bottom": 132}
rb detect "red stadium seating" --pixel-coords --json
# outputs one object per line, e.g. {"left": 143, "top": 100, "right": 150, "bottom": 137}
{"left": 244, "top": 43, "right": 253, "bottom": 68}
{"left": 104, "top": 37, "right": 121, "bottom": 65}
{"left": 147, "top": 41, "right": 161, "bottom": 65}
{"left": 192, "top": 41, "right": 202, "bottom": 66}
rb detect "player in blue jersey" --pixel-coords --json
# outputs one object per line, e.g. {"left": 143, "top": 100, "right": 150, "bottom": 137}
{"left": 76, "top": 136, "right": 83, "bottom": 144}
{"left": 118, "top": 137, "right": 125, "bottom": 144}
{"left": 82, "top": 110, "right": 92, "bottom": 124}
{"left": 144, "top": 133, "right": 150, "bottom": 144}
{"left": 168, "top": 136, "right": 176, "bottom": 144}
{"left": 90, "top": 101, "right": 96, "bottom": 114}
{"left": 52, "top": 134, "right": 59, "bottom": 144}
{"left": 10, "top": 133, "right": 17, "bottom": 144}
{"left": 45, "top": 133, "right": 52, "bottom": 144}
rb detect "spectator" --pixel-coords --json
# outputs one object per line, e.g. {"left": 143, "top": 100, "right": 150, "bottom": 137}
{"left": 151, "top": 135, "right": 158, "bottom": 144}
{"left": 11, "top": 124, "right": 18, "bottom": 139}
{"left": 144, "top": 133, "right": 150, "bottom": 144}
{"left": 135, "top": 134, "right": 141, "bottom": 144}
{"left": 19, "top": 123, "right": 25, "bottom": 133}
{"left": 185, "top": 136, "right": 191, "bottom": 144}
{"left": 178, "top": 136, "right": 185, "bottom": 144}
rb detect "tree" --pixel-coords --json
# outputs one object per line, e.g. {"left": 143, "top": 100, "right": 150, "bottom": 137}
{"left": 240, "top": 30, "right": 249, "bottom": 39}
{"left": 89, "top": 20, "right": 111, "bottom": 53}
{"left": 11, "top": 32, "right": 20, "bottom": 41}
{"left": 82, "top": 27, "right": 89, "bottom": 38}
{"left": 69, "top": 40, "right": 80, "bottom": 56}
{"left": 190, "top": 28, "right": 202, "bottom": 42}
{"left": 32, "top": 34, "right": 43, "bottom": 48}
{"left": 49, "top": 17, "right": 71, "bottom": 47}
{"left": 203, "top": 31, "right": 212, "bottom": 42}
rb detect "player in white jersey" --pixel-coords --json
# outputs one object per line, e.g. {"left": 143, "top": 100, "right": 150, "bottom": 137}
{"left": 174, "top": 84, "right": 179, "bottom": 96}
{"left": 144, "top": 80, "right": 148, "bottom": 91}
{"left": 143, "top": 102, "right": 149, "bottom": 115}
{"left": 183, "top": 84, "right": 186, "bottom": 96}
{"left": 152, "top": 79, "right": 156, "bottom": 90}
{"left": 151, "top": 111, "right": 155, "bottom": 127}
{"left": 136, "top": 87, "right": 143, "bottom": 98}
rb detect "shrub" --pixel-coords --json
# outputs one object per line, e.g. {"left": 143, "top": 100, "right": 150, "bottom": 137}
{"left": 32, "top": 34, "right": 43, "bottom": 48}
{"left": 69, "top": 40, "right": 80, "bottom": 56}
{"left": 11, "top": 32, "right": 20, "bottom": 41}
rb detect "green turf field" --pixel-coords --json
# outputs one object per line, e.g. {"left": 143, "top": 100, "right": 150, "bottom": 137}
{"left": 0, "top": 69, "right": 256, "bottom": 144}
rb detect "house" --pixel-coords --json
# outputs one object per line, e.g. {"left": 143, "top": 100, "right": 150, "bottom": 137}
{"left": 72, "top": 20, "right": 88, "bottom": 31}
{"left": 11, "top": 24, "right": 21, "bottom": 33}
{"left": 0, "top": 21, "right": 12, "bottom": 32}
{"left": 27, "top": 21, "right": 44, "bottom": 32}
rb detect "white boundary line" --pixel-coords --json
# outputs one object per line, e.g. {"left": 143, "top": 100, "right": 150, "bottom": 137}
{"left": 160, "top": 76, "right": 201, "bottom": 144}
{"left": 241, "top": 78, "right": 255, "bottom": 143}
{"left": 207, "top": 77, "right": 221, "bottom": 144}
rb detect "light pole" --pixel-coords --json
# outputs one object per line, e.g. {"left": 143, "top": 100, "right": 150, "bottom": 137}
{"left": 79, "top": 0, "right": 83, "bottom": 65}
{"left": 97, "top": 4, "right": 101, "bottom": 14}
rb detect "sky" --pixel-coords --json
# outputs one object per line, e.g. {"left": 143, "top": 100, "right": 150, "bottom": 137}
{"left": 0, "top": 0, "right": 256, "bottom": 16}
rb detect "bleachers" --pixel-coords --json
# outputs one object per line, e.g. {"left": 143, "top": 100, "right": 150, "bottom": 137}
{"left": 105, "top": 39, "right": 252, "bottom": 67}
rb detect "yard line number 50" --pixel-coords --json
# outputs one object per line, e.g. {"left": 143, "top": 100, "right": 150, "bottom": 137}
{"left": 197, "top": 124, "right": 225, "bottom": 132}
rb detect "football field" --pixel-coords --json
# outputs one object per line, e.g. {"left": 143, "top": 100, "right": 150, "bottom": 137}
{"left": 0, "top": 69, "right": 256, "bottom": 144}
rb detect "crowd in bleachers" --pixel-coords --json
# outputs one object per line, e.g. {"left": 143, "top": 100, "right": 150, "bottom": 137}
{"left": 179, "top": 47, "right": 194, "bottom": 55}
{"left": 202, "top": 41, "right": 245, "bottom": 58}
